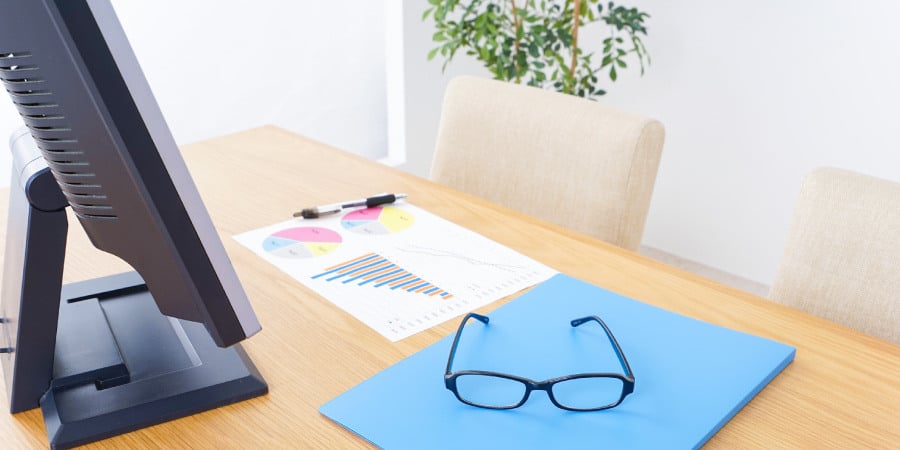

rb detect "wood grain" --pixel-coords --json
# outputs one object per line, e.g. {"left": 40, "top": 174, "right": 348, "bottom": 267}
{"left": 0, "top": 126, "right": 897, "bottom": 448}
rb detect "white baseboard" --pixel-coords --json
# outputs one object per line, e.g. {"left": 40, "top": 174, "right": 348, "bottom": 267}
{"left": 639, "top": 246, "right": 770, "bottom": 297}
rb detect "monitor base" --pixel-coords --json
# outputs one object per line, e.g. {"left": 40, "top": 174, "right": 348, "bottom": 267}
{"left": 40, "top": 272, "right": 268, "bottom": 450}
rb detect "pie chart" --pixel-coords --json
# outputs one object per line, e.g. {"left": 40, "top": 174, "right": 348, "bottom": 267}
{"left": 341, "top": 206, "right": 414, "bottom": 235}
{"left": 262, "top": 227, "right": 342, "bottom": 258}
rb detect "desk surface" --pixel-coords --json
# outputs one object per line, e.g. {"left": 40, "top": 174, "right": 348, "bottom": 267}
{"left": 0, "top": 127, "right": 897, "bottom": 448}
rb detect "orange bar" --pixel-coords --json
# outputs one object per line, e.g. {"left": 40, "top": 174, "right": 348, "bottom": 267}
{"left": 414, "top": 284, "right": 432, "bottom": 293}
{"left": 384, "top": 272, "right": 410, "bottom": 283}
{"left": 442, "top": 294, "right": 453, "bottom": 300}
{"left": 324, "top": 252, "right": 376, "bottom": 271}
{"left": 428, "top": 290, "right": 444, "bottom": 297}
{"left": 361, "top": 264, "right": 396, "bottom": 280}
{"left": 381, "top": 271, "right": 409, "bottom": 284}
{"left": 337, "top": 257, "right": 386, "bottom": 274}
{"left": 388, "top": 274, "right": 415, "bottom": 287}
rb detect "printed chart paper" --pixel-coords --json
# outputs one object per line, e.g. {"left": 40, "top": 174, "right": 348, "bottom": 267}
{"left": 234, "top": 203, "right": 557, "bottom": 341}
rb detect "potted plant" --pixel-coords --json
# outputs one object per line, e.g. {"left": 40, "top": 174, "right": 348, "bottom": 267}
{"left": 423, "top": 0, "right": 651, "bottom": 98}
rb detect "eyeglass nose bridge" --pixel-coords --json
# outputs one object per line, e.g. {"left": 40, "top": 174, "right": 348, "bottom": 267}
{"left": 446, "top": 371, "right": 631, "bottom": 411}
{"left": 444, "top": 313, "right": 634, "bottom": 412}
{"left": 496, "top": 376, "right": 623, "bottom": 411}
{"left": 527, "top": 376, "right": 599, "bottom": 410}
{"left": 522, "top": 379, "right": 561, "bottom": 408}
{"left": 528, "top": 375, "right": 632, "bottom": 411}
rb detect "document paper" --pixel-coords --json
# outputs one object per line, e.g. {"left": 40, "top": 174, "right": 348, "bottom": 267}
{"left": 234, "top": 203, "right": 557, "bottom": 341}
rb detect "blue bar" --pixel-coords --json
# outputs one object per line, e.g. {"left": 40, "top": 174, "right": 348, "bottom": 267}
{"left": 311, "top": 254, "right": 380, "bottom": 279}
{"left": 329, "top": 258, "right": 386, "bottom": 282}
{"left": 375, "top": 272, "right": 410, "bottom": 287}
{"left": 344, "top": 262, "right": 395, "bottom": 284}
{"left": 318, "top": 255, "right": 383, "bottom": 281}
{"left": 391, "top": 278, "right": 420, "bottom": 290}
{"left": 423, "top": 287, "right": 440, "bottom": 294}
{"left": 359, "top": 268, "right": 403, "bottom": 286}
{"left": 406, "top": 282, "right": 430, "bottom": 292}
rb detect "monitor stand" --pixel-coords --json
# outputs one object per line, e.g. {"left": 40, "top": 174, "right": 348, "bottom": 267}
{"left": 1, "top": 144, "right": 267, "bottom": 449}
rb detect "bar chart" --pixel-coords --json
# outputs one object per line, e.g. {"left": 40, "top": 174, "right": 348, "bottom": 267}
{"left": 312, "top": 253, "right": 453, "bottom": 299}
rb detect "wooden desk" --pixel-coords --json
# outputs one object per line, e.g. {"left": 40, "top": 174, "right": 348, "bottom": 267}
{"left": 1, "top": 127, "right": 897, "bottom": 448}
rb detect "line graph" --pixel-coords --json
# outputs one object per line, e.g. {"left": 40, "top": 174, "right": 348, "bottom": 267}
{"left": 393, "top": 244, "right": 526, "bottom": 273}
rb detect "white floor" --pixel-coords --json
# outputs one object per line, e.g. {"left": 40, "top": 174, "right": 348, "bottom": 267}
{"left": 640, "top": 246, "right": 770, "bottom": 297}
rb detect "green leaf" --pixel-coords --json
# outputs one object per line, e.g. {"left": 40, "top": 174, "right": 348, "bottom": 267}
{"left": 424, "top": 0, "right": 650, "bottom": 94}
{"left": 517, "top": 50, "right": 528, "bottom": 69}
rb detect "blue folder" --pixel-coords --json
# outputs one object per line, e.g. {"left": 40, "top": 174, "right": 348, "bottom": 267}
{"left": 320, "top": 274, "right": 796, "bottom": 449}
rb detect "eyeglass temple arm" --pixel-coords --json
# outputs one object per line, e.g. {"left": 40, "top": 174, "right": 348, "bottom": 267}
{"left": 571, "top": 316, "right": 633, "bottom": 378}
{"left": 445, "top": 312, "right": 490, "bottom": 375}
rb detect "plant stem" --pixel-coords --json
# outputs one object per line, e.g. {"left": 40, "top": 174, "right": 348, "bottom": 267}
{"left": 568, "top": 0, "right": 582, "bottom": 93}
{"left": 510, "top": 0, "right": 521, "bottom": 82}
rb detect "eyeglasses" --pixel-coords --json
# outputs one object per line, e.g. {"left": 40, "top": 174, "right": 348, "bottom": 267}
{"left": 444, "top": 312, "right": 635, "bottom": 411}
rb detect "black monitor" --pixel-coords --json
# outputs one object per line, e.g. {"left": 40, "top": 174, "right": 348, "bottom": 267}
{"left": 0, "top": 0, "right": 267, "bottom": 447}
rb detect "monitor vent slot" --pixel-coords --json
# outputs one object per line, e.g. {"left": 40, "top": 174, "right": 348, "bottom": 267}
{"left": 0, "top": 51, "right": 117, "bottom": 220}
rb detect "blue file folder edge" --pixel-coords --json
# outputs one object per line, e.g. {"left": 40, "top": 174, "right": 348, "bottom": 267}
{"left": 320, "top": 274, "right": 796, "bottom": 449}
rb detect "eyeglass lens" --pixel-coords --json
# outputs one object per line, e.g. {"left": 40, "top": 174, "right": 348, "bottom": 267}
{"left": 455, "top": 374, "right": 624, "bottom": 409}
{"left": 551, "top": 377, "right": 624, "bottom": 409}
{"left": 455, "top": 374, "right": 525, "bottom": 408}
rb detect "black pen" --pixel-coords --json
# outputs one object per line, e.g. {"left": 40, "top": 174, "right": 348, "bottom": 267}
{"left": 294, "top": 193, "right": 408, "bottom": 219}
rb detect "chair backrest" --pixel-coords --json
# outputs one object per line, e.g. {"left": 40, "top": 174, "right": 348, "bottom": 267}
{"left": 770, "top": 167, "right": 900, "bottom": 344}
{"left": 430, "top": 76, "right": 665, "bottom": 251}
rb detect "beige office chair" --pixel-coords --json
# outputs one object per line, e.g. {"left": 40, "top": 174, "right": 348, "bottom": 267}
{"left": 769, "top": 167, "right": 900, "bottom": 344}
{"left": 430, "top": 76, "right": 665, "bottom": 251}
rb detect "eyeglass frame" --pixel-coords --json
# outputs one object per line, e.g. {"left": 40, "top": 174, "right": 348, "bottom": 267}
{"left": 444, "top": 312, "right": 635, "bottom": 412}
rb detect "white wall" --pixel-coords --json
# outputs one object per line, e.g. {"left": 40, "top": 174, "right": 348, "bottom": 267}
{"left": 0, "top": 1, "right": 387, "bottom": 186}
{"left": 394, "top": 3, "right": 487, "bottom": 177}
{"left": 399, "top": 1, "right": 900, "bottom": 286}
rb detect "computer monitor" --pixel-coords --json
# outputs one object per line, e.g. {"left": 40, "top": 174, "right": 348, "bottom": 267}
{"left": 0, "top": 0, "right": 267, "bottom": 447}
